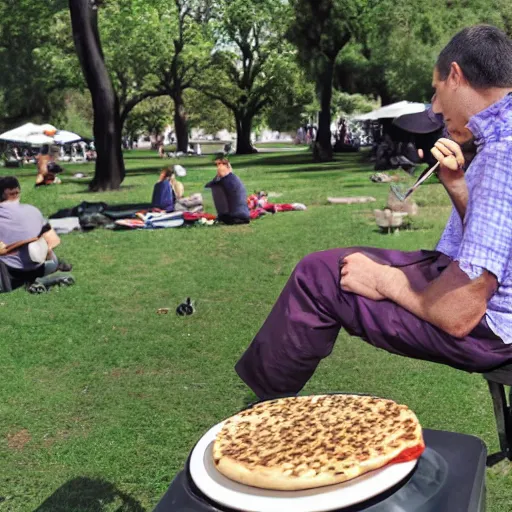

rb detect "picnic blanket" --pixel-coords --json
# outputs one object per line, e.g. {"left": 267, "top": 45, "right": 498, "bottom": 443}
{"left": 247, "top": 193, "right": 306, "bottom": 218}
{"left": 115, "top": 211, "right": 217, "bottom": 230}
{"left": 49, "top": 217, "right": 81, "bottom": 234}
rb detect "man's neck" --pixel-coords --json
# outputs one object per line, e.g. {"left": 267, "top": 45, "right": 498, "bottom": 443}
{"left": 1, "top": 198, "right": 20, "bottom": 204}
{"left": 468, "top": 88, "right": 512, "bottom": 118}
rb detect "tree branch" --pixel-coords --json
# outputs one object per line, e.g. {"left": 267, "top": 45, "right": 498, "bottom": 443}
{"left": 199, "top": 89, "right": 237, "bottom": 111}
{"left": 120, "top": 89, "right": 169, "bottom": 126}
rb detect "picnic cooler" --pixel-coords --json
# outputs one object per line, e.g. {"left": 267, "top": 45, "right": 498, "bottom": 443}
{"left": 154, "top": 398, "right": 487, "bottom": 512}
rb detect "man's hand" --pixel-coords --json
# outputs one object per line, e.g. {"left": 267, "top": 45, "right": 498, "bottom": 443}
{"left": 340, "top": 253, "right": 388, "bottom": 301}
{"left": 43, "top": 228, "right": 60, "bottom": 250}
{"left": 430, "top": 138, "right": 465, "bottom": 186}
{"left": 430, "top": 138, "right": 468, "bottom": 220}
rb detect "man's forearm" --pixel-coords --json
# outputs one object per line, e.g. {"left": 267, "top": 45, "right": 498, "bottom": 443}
{"left": 441, "top": 180, "right": 468, "bottom": 221}
{"left": 377, "top": 265, "right": 486, "bottom": 338}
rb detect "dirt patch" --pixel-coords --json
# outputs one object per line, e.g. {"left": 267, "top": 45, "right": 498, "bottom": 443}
{"left": 128, "top": 392, "right": 149, "bottom": 399}
{"left": 7, "top": 429, "right": 31, "bottom": 450}
{"left": 112, "top": 325, "right": 129, "bottom": 335}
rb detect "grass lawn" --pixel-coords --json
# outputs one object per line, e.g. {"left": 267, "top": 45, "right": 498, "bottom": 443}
{"left": 1, "top": 149, "right": 511, "bottom": 511}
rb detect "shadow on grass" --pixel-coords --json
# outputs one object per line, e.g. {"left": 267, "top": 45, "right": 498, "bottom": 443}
{"left": 124, "top": 152, "right": 363, "bottom": 171}
{"left": 371, "top": 224, "right": 434, "bottom": 235}
{"left": 33, "top": 477, "right": 145, "bottom": 512}
{"left": 64, "top": 184, "right": 139, "bottom": 195}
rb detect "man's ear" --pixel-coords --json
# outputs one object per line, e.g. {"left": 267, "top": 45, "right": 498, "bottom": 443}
{"left": 448, "top": 62, "right": 466, "bottom": 88}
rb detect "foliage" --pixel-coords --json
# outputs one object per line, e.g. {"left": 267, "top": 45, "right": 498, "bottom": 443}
{"left": 198, "top": 0, "right": 304, "bottom": 152}
{"left": 336, "top": 0, "right": 512, "bottom": 103}
{"left": 185, "top": 89, "right": 235, "bottom": 134}
{"left": 124, "top": 97, "right": 173, "bottom": 140}
{"left": 60, "top": 91, "right": 94, "bottom": 139}
{"left": 98, "top": 0, "right": 178, "bottom": 118}
{"left": 287, "top": 0, "right": 375, "bottom": 160}
{"left": 98, "top": 0, "right": 214, "bottom": 129}
{"left": 331, "top": 90, "right": 376, "bottom": 117}
{"left": 0, "top": 0, "right": 77, "bottom": 128}
{"left": 263, "top": 70, "right": 315, "bottom": 132}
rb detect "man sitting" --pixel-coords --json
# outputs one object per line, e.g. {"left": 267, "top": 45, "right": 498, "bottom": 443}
{"left": 151, "top": 167, "right": 203, "bottom": 213}
{"left": 206, "top": 155, "right": 250, "bottom": 224}
{"left": 0, "top": 177, "right": 71, "bottom": 291}
{"left": 235, "top": 25, "right": 512, "bottom": 399}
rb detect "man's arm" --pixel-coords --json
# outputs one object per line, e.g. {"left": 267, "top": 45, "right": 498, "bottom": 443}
{"left": 42, "top": 228, "right": 60, "bottom": 251}
{"left": 378, "top": 261, "right": 497, "bottom": 338}
{"left": 341, "top": 254, "right": 497, "bottom": 338}
{"left": 440, "top": 179, "right": 468, "bottom": 221}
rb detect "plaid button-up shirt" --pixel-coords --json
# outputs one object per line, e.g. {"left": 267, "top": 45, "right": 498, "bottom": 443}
{"left": 437, "top": 93, "right": 512, "bottom": 343}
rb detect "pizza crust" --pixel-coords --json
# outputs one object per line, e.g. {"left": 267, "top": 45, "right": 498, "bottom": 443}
{"left": 213, "top": 395, "right": 424, "bottom": 491}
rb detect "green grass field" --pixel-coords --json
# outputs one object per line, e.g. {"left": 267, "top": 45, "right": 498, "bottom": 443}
{"left": 1, "top": 149, "right": 511, "bottom": 511}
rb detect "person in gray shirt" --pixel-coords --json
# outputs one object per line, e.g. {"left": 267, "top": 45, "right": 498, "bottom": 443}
{"left": 0, "top": 176, "right": 71, "bottom": 290}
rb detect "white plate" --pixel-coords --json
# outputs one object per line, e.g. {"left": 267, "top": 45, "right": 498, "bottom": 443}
{"left": 190, "top": 421, "right": 418, "bottom": 512}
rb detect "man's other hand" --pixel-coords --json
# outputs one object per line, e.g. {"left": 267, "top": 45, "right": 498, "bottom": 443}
{"left": 340, "top": 253, "right": 387, "bottom": 301}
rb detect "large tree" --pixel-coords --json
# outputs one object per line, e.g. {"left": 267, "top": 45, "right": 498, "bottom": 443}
{"left": 68, "top": 0, "right": 125, "bottom": 191}
{"left": 99, "top": 0, "right": 214, "bottom": 152}
{"left": 288, "top": 0, "right": 371, "bottom": 161}
{"left": 199, "top": 0, "right": 300, "bottom": 154}
{"left": 167, "top": 0, "right": 215, "bottom": 152}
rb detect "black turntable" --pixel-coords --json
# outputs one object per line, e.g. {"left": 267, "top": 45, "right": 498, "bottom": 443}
{"left": 154, "top": 428, "right": 486, "bottom": 512}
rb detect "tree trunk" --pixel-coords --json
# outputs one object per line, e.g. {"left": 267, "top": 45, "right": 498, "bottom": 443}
{"left": 379, "top": 87, "right": 394, "bottom": 107}
{"left": 235, "top": 112, "right": 257, "bottom": 154}
{"left": 314, "top": 59, "right": 335, "bottom": 162}
{"left": 173, "top": 89, "right": 189, "bottom": 153}
{"left": 68, "top": 0, "right": 125, "bottom": 191}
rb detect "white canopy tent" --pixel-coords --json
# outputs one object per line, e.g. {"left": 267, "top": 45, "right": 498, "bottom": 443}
{"left": 353, "top": 101, "right": 427, "bottom": 121}
{"left": 0, "top": 123, "right": 82, "bottom": 145}
{"left": 54, "top": 130, "right": 83, "bottom": 145}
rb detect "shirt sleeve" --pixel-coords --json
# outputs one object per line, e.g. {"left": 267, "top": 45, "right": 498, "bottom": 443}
{"left": 456, "top": 142, "right": 512, "bottom": 283}
{"left": 436, "top": 207, "right": 463, "bottom": 259}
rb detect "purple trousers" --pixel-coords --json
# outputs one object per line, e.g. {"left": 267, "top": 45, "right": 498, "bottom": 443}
{"left": 235, "top": 248, "right": 512, "bottom": 399}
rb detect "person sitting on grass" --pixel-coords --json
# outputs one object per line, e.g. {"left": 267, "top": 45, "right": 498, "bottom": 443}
{"left": 0, "top": 177, "right": 72, "bottom": 291}
{"left": 35, "top": 145, "right": 62, "bottom": 187}
{"left": 152, "top": 167, "right": 203, "bottom": 213}
{"left": 206, "top": 155, "right": 250, "bottom": 225}
{"left": 235, "top": 25, "right": 512, "bottom": 399}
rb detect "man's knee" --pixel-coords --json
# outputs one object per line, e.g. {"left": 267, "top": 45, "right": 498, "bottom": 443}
{"left": 296, "top": 252, "right": 329, "bottom": 272}
{"left": 294, "top": 249, "right": 351, "bottom": 278}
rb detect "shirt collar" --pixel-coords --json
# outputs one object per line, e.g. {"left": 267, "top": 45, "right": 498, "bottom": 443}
{"left": 466, "top": 92, "right": 512, "bottom": 142}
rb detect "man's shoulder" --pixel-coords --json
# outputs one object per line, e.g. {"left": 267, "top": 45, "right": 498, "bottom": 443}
{"left": 473, "top": 139, "right": 512, "bottom": 166}
{"left": 18, "top": 203, "right": 44, "bottom": 215}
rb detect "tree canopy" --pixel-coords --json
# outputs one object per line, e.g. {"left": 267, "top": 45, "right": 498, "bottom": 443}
{"left": 2, "top": 0, "right": 512, "bottom": 179}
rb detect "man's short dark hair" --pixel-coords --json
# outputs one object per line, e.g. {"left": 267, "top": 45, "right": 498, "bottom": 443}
{"left": 437, "top": 25, "right": 512, "bottom": 88}
{"left": 0, "top": 176, "right": 20, "bottom": 201}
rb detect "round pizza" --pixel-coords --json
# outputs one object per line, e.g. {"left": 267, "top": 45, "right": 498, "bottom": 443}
{"left": 213, "top": 394, "right": 424, "bottom": 491}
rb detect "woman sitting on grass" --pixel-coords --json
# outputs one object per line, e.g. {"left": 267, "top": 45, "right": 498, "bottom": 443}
{"left": 151, "top": 167, "right": 203, "bottom": 213}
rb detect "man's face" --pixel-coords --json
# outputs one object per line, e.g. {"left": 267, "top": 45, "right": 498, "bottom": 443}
{"left": 431, "top": 67, "right": 473, "bottom": 145}
{"left": 215, "top": 159, "right": 231, "bottom": 177}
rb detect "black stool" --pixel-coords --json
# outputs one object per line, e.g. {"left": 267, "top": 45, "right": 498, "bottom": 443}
{"left": 482, "top": 364, "right": 512, "bottom": 466}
